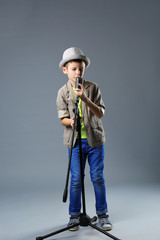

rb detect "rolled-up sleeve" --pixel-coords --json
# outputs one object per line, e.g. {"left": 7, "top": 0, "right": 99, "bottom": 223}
{"left": 56, "top": 88, "right": 70, "bottom": 119}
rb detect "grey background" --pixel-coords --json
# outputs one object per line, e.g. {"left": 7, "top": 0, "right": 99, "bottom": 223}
{"left": 0, "top": 1, "right": 160, "bottom": 240}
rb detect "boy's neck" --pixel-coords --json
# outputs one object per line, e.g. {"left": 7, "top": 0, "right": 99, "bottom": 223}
{"left": 69, "top": 79, "right": 75, "bottom": 88}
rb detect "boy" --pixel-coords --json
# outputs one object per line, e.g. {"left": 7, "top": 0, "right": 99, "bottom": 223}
{"left": 56, "top": 47, "right": 112, "bottom": 231}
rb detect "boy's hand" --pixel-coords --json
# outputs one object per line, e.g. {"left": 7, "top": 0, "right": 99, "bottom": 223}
{"left": 75, "top": 84, "right": 87, "bottom": 102}
{"left": 71, "top": 117, "right": 74, "bottom": 128}
{"left": 75, "top": 83, "right": 104, "bottom": 119}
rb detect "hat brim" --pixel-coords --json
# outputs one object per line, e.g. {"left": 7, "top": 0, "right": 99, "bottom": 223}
{"left": 59, "top": 54, "right": 90, "bottom": 68}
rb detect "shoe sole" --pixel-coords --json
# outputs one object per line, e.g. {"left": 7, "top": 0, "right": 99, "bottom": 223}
{"left": 68, "top": 226, "right": 79, "bottom": 231}
{"left": 101, "top": 225, "right": 112, "bottom": 231}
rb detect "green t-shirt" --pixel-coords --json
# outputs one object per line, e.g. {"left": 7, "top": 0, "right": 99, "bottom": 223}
{"left": 72, "top": 87, "right": 87, "bottom": 139}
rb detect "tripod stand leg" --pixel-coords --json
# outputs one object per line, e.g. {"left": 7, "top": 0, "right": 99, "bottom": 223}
{"left": 36, "top": 223, "right": 79, "bottom": 240}
{"left": 89, "top": 222, "right": 122, "bottom": 240}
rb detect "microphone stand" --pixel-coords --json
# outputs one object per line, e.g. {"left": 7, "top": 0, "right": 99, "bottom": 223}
{"left": 36, "top": 95, "right": 121, "bottom": 240}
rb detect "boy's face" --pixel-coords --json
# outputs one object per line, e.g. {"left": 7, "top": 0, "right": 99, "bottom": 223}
{"left": 62, "top": 61, "right": 85, "bottom": 87}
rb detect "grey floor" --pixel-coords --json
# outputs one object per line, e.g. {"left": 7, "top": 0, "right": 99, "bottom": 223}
{"left": 1, "top": 185, "right": 160, "bottom": 240}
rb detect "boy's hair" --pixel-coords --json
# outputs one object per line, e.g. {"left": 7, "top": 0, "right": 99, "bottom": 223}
{"left": 63, "top": 59, "right": 86, "bottom": 67}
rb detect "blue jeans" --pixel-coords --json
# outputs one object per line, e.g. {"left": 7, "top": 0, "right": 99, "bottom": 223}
{"left": 68, "top": 139, "right": 108, "bottom": 216}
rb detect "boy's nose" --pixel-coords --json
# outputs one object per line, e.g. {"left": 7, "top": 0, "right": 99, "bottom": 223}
{"left": 76, "top": 70, "right": 81, "bottom": 76}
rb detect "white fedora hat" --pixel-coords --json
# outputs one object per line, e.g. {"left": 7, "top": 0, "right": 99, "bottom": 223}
{"left": 59, "top": 47, "right": 90, "bottom": 68}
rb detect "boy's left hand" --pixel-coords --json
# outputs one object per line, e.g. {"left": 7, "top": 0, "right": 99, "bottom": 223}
{"left": 75, "top": 84, "right": 87, "bottom": 102}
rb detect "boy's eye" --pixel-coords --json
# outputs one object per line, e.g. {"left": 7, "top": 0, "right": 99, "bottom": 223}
{"left": 71, "top": 68, "right": 84, "bottom": 71}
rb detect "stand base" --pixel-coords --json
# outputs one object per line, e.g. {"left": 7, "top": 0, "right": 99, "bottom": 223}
{"left": 79, "top": 213, "right": 92, "bottom": 226}
{"left": 36, "top": 213, "right": 121, "bottom": 240}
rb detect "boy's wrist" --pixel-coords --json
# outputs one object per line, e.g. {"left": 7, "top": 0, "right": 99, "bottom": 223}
{"left": 81, "top": 92, "right": 88, "bottom": 102}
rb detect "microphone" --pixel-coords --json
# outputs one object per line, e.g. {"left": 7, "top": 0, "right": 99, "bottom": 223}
{"left": 75, "top": 77, "right": 83, "bottom": 89}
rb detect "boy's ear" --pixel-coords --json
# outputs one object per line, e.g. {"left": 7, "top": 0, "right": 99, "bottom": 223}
{"left": 61, "top": 66, "right": 67, "bottom": 74}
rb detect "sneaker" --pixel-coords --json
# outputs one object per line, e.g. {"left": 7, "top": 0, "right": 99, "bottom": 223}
{"left": 68, "top": 217, "right": 79, "bottom": 231}
{"left": 99, "top": 216, "right": 112, "bottom": 231}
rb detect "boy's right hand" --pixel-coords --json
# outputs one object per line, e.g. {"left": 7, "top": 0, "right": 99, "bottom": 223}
{"left": 71, "top": 118, "right": 74, "bottom": 128}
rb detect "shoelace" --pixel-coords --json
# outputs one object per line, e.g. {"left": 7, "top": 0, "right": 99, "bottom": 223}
{"left": 70, "top": 218, "right": 79, "bottom": 224}
{"left": 100, "top": 217, "right": 109, "bottom": 224}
